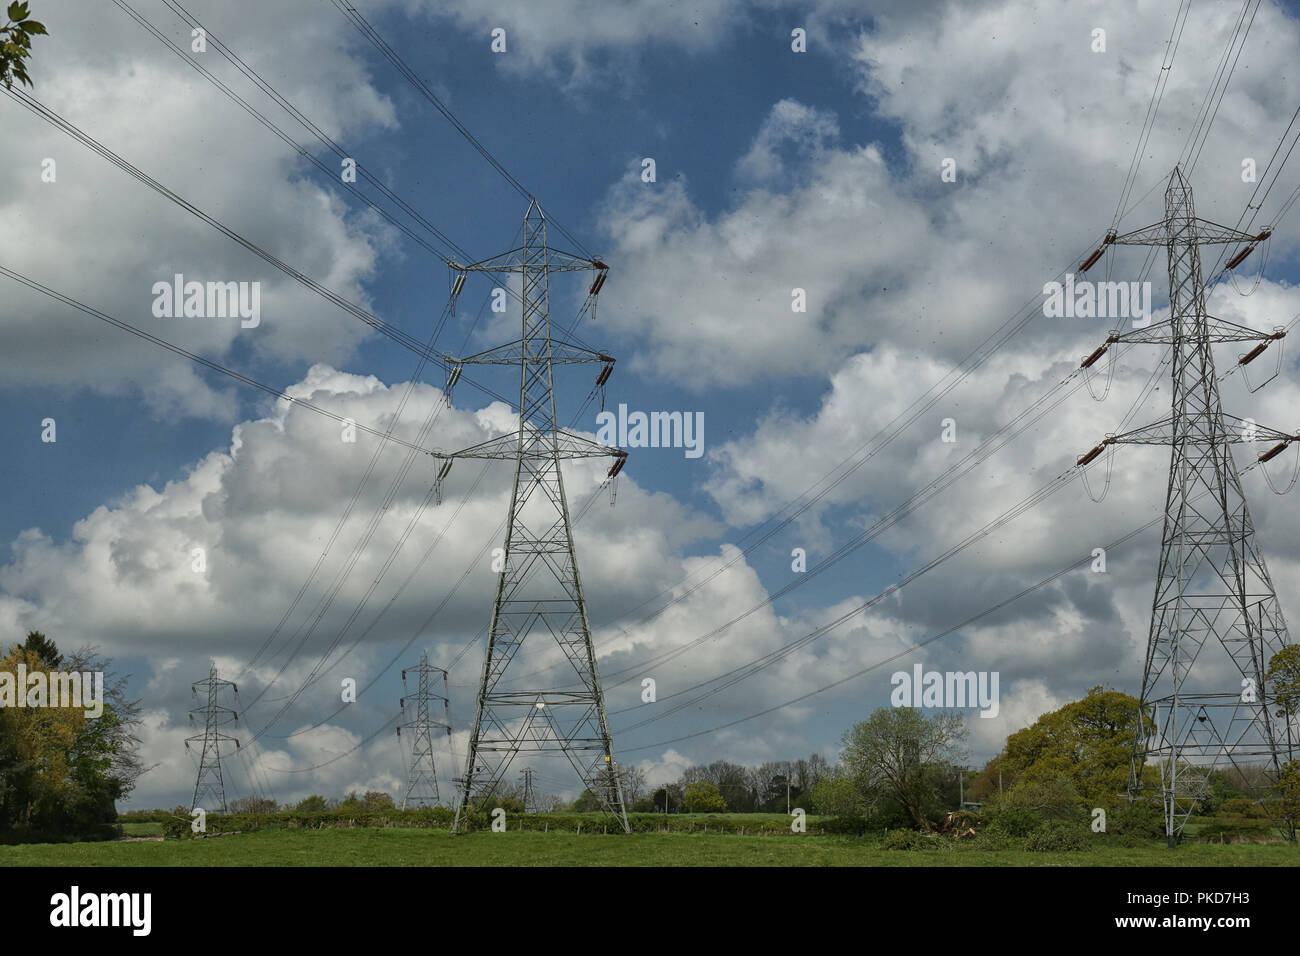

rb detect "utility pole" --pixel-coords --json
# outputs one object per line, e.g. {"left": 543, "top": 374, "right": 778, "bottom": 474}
{"left": 186, "top": 664, "right": 239, "bottom": 813}
{"left": 397, "top": 651, "right": 450, "bottom": 808}
{"left": 443, "top": 200, "right": 629, "bottom": 834}
{"left": 1077, "top": 165, "right": 1296, "bottom": 845}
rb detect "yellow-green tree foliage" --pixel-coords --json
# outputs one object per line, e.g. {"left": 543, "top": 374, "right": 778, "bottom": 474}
{"left": 682, "top": 781, "right": 727, "bottom": 813}
{"left": 0, "top": 647, "right": 86, "bottom": 830}
{"left": 993, "top": 686, "right": 1146, "bottom": 809}
{"left": 0, "top": 639, "right": 126, "bottom": 837}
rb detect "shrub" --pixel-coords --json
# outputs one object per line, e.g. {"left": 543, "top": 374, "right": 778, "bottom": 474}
{"left": 984, "top": 805, "right": 1040, "bottom": 838}
{"left": 819, "top": 815, "right": 872, "bottom": 836}
{"left": 1219, "top": 797, "right": 1267, "bottom": 819}
{"left": 881, "top": 828, "right": 943, "bottom": 851}
{"left": 1025, "top": 820, "right": 1091, "bottom": 852}
{"left": 1107, "top": 802, "right": 1165, "bottom": 840}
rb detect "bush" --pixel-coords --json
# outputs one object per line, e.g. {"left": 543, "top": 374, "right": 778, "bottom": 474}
{"left": 1107, "top": 802, "right": 1165, "bottom": 840}
{"left": 984, "top": 805, "right": 1040, "bottom": 838}
{"left": 1195, "top": 817, "right": 1275, "bottom": 843}
{"left": 881, "top": 828, "right": 943, "bottom": 851}
{"left": 819, "top": 815, "right": 873, "bottom": 836}
{"left": 1219, "top": 797, "right": 1267, "bottom": 819}
{"left": 1025, "top": 820, "right": 1091, "bottom": 852}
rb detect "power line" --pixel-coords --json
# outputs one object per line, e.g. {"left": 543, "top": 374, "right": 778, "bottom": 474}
{"left": 0, "top": 86, "right": 517, "bottom": 410}
{"left": 328, "top": 0, "right": 595, "bottom": 259}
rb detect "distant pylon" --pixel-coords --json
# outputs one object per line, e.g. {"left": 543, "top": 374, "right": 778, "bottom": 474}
{"left": 396, "top": 651, "right": 450, "bottom": 808}
{"left": 1077, "top": 165, "right": 1296, "bottom": 844}
{"left": 521, "top": 767, "right": 537, "bottom": 813}
{"left": 186, "top": 664, "right": 240, "bottom": 813}
{"left": 440, "top": 200, "right": 630, "bottom": 834}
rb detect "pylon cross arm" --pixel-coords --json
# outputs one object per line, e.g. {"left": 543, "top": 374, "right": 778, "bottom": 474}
{"left": 1111, "top": 217, "right": 1264, "bottom": 247}
{"left": 1100, "top": 414, "right": 1294, "bottom": 447}
{"left": 433, "top": 428, "right": 625, "bottom": 462}
{"left": 1108, "top": 316, "right": 1283, "bottom": 347}
{"left": 450, "top": 247, "right": 603, "bottom": 274}
{"left": 445, "top": 337, "right": 614, "bottom": 367}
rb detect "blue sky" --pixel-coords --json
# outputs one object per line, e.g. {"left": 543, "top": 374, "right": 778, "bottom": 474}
{"left": 4, "top": 0, "right": 1300, "bottom": 809}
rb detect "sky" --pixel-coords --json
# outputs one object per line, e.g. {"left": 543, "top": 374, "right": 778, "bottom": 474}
{"left": 3, "top": 0, "right": 1300, "bottom": 810}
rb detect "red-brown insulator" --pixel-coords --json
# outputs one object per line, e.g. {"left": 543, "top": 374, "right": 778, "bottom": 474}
{"left": 1080, "top": 248, "right": 1105, "bottom": 272}
{"left": 590, "top": 272, "right": 608, "bottom": 295}
{"left": 1259, "top": 441, "right": 1290, "bottom": 463}
{"left": 1077, "top": 444, "right": 1105, "bottom": 467}
{"left": 1225, "top": 245, "right": 1255, "bottom": 270}
{"left": 607, "top": 458, "right": 626, "bottom": 479}
{"left": 1081, "top": 344, "right": 1109, "bottom": 369}
{"left": 596, "top": 364, "right": 613, "bottom": 386}
{"left": 1239, "top": 343, "right": 1268, "bottom": 366}
{"left": 1255, "top": 228, "right": 1272, "bottom": 242}
{"left": 592, "top": 259, "right": 610, "bottom": 270}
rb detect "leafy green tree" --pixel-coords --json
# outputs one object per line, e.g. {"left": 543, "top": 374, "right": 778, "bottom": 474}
{"left": 682, "top": 781, "right": 726, "bottom": 813}
{"left": 648, "top": 785, "right": 680, "bottom": 813}
{"left": 1276, "top": 761, "right": 1300, "bottom": 839}
{"left": 998, "top": 773, "right": 1084, "bottom": 821}
{"left": 808, "top": 769, "right": 872, "bottom": 819}
{"left": 996, "top": 687, "right": 1145, "bottom": 808}
{"left": 840, "top": 707, "right": 967, "bottom": 830}
{"left": 1266, "top": 645, "right": 1300, "bottom": 726}
{"left": 337, "top": 791, "right": 366, "bottom": 813}
{"left": 1, "top": 2, "right": 47, "bottom": 89}
{"left": 295, "top": 794, "right": 328, "bottom": 813}
{"left": 0, "top": 636, "right": 143, "bottom": 840}
{"left": 362, "top": 790, "right": 395, "bottom": 810}
{"left": 568, "top": 788, "right": 602, "bottom": 812}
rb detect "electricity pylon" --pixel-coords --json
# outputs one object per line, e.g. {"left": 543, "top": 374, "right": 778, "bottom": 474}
{"left": 396, "top": 651, "right": 451, "bottom": 808}
{"left": 1076, "top": 165, "right": 1296, "bottom": 844}
{"left": 186, "top": 664, "right": 239, "bottom": 813}
{"left": 439, "top": 199, "right": 630, "bottom": 834}
{"left": 521, "top": 767, "right": 538, "bottom": 813}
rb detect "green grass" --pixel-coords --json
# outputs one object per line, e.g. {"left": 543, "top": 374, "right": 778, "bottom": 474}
{"left": 1, "top": 828, "right": 1297, "bottom": 866}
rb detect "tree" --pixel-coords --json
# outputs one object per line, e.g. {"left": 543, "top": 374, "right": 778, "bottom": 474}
{"left": 676, "top": 760, "right": 756, "bottom": 811}
{"left": 994, "top": 686, "right": 1145, "bottom": 808}
{"left": 1266, "top": 645, "right": 1300, "bottom": 731}
{"left": 840, "top": 707, "right": 967, "bottom": 830}
{"left": 1276, "top": 761, "right": 1300, "bottom": 839}
{"left": 568, "top": 789, "right": 602, "bottom": 812}
{"left": 648, "top": 784, "right": 681, "bottom": 813}
{"left": 682, "top": 781, "right": 726, "bottom": 813}
{"left": 1, "top": 3, "right": 47, "bottom": 89}
{"left": 808, "top": 769, "right": 872, "bottom": 819}
{"left": 617, "top": 765, "right": 647, "bottom": 807}
{"left": 998, "top": 774, "right": 1084, "bottom": 821}
{"left": 295, "top": 795, "right": 328, "bottom": 813}
{"left": 21, "top": 631, "right": 60, "bottom": 667}
{"left": 0, "top": 635, "right": 145, "bottom": 840}
{"left": 362, "top": 790, "right": 395, "bottom": 811}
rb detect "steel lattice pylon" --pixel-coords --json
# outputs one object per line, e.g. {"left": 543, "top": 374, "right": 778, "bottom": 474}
{"left": 521, "top": 767, "right": 538, "bottom": 813}
{"left": 1079, "top": 166, "right": 1296, "bottom": 844}
{"left": 441, "top": 200, "right": 629, "bottom": 833}
{"left": 396, "top": 651, "right": 451, "bottom": 808}
{"left": 186, "top": 664, "right": 239, "bottom": 814}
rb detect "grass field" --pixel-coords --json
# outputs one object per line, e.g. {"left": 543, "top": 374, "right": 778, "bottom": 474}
{"left": 2, "top": 828, "right": 1297, "bottom": 866}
